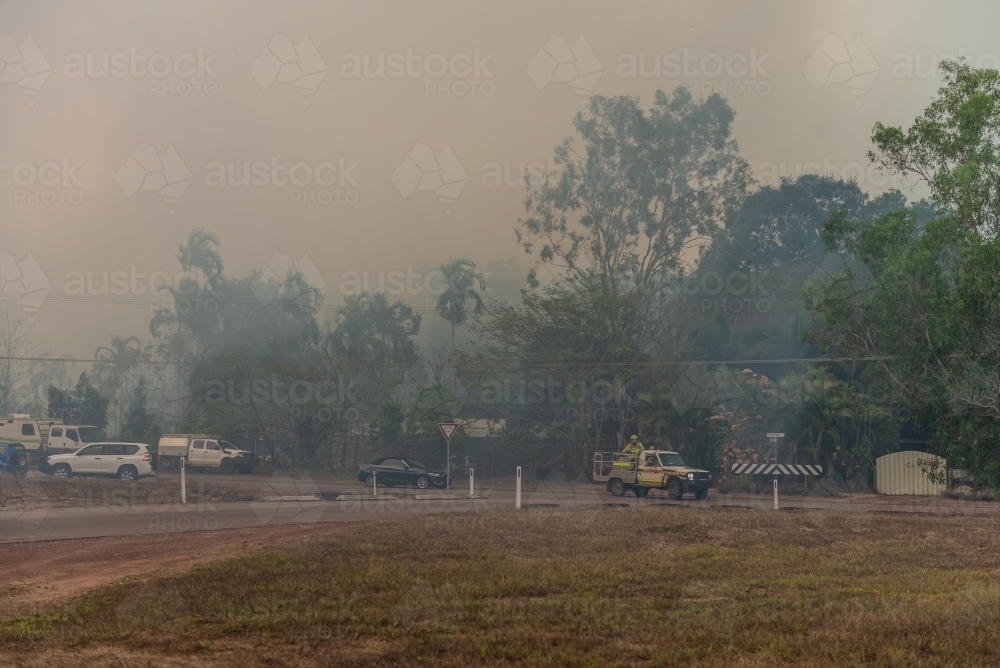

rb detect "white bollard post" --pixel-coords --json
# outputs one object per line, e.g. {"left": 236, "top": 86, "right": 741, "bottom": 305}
{"left": 773, "top": 478, "right": 778, "bottom": 510}
{"left": 180, "top": 457, "right": 186, "bottom": 505}
{"left": 470, "top": 467, "right": 474, "bottom": 497}
{"left": 516, "top": 466, "right": 521, "bottom": 509}
{"left": 373, "top": 470, "right": 377, "bottom": 497}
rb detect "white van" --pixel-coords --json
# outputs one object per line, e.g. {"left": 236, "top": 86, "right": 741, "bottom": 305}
{"left": 0, "top": 414, "right": 60, "bottom": 464}
{"left": 46, "top": 425, "right": 106, "bottom": 456}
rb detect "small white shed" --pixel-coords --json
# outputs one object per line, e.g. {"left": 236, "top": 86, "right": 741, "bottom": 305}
{"left": 875, "top": 450, "right": 946, "bottom": 496}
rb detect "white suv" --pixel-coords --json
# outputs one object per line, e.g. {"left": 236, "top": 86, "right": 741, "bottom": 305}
{"left": 40, "top": 442, "right": 153, "bottom": 481}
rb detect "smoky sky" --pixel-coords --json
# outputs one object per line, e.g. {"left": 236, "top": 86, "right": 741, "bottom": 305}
{"left": 0, "top": 0, "right": 996, "bottom": 358}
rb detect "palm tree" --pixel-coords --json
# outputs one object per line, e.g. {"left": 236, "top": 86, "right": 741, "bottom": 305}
{"left": 94, "top": 336, "right": 144, "bottom": 435}
{"left": 177, "top": 229, "right": 223, "bottom": 282}
{"left": 436, "top": 257, "right": 486, "bottom": 352}
{"left": 768, "top": 367, "right": 857, "bottom": 467}
{"left": 637, "top": 385, "right": 726, "bottom": 470}
{"left": 327, "top": 292, "right": 421, "bottom": 364}
{"left": 95, "top": 335, "right": 143, "bottom": 378}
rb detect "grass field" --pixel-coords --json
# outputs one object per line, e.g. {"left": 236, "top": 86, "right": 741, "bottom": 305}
{"left": 0, "top": 474, "right": 260, "bottom": 509}
{"left": 2, "top": 506, "right": 1000, "bottom": 666}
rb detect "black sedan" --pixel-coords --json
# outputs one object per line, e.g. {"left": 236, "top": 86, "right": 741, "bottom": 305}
{"left": 358, "top": 457, "right": 447, "bottom": 489}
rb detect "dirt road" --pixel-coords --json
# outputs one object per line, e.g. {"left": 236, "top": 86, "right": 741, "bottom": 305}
{"left": 0, "top": 522, "right": 347, "bottom": 619}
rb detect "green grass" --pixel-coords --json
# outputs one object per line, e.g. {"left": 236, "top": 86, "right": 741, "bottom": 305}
{"left": 2, "top": 506, "right": 1000, "bottom": 666}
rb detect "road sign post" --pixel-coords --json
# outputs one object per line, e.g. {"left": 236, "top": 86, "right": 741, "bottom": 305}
{"left": 438, "top": 422, "right": 459, "bottom": 491}
{"left": 180, "top": 456, "right": 186, "bottom": 505}
{"left": 766, "top": 432, "right": 784, "bottom": 509}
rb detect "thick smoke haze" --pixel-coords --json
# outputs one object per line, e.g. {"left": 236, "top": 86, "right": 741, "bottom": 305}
{"left": 0, "top": 0, "right": 995, "bottom": 358}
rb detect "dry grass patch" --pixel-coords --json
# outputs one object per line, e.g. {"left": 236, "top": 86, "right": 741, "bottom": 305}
{"left": 0, "top": 475, "right": 259, "bottom": 509}
{"left": 1, "top": 506, "right": 1000, "bottom": 666}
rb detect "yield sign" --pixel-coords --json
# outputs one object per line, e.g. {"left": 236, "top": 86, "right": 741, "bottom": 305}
{"left": 438, "top": 422, "right": 459, "bottom": 442}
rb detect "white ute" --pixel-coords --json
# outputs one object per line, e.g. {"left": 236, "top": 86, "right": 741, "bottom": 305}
{"left": 39, "top": 442, "right": 153, "bottom": 481}
{"left": 156, "top": 434, "right": 256, "bottom": 474}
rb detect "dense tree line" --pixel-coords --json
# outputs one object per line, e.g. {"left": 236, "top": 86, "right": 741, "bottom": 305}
{"left": 20, "top": 62, "right": 1000, "bottom": 488}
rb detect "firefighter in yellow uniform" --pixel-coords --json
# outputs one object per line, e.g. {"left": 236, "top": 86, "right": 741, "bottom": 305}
{"left": 612, "top": 434, "right": 644, "bottom": 472}
{"left": 622, "top": 434, "right": 643, "bottom": 457}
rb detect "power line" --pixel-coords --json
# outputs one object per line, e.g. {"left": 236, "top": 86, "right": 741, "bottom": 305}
{"left": 22, "top": 293, "right": 815, "bottom": 314}
{"left": 0, "top": 355, "right": 888, "bottom": 367}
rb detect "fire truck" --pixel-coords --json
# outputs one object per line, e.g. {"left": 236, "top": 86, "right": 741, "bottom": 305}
{"left": 593, "top": 449, "right": 712, "bottom": 499}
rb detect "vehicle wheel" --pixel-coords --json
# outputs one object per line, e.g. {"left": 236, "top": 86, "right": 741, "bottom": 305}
{"left": 695, "top": 488, "right": 709, "bottom": 500}
{"left": 633, "top": 486, "right": 649, "bottom": 498}
{"left": 15, "top": 455, "right": 27, "bottom": 468}
{"left": 667, "top": 479, "right": 683, "bottom": 500}
{"left": 609, "top": 478, "right": 626, "bottom": 497}
{"left": 416, "top": 475, "right": 430, "bottom": 490}
{"left": 118, "top": 466, "right": 138, "bottom": 482}
{"left": 219, "top": 459, "right": 236, "bottom": 475}
{"left": 365, "top": 473, "right": 375, "bottom": 487}
{"left": 53, "top": 464, "right": 72, "bottom": 479}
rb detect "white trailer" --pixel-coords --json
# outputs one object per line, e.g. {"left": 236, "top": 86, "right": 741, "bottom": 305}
{"left": 0, "top": 414, "right": 62, "bottom": 464}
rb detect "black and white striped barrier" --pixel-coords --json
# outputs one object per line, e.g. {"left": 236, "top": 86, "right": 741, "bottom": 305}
{"left": 731, "top": 464, "right": 822, "bottom": 475}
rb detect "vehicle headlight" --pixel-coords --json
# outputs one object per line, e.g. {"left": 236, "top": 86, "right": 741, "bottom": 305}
{"left": 687, "top": 473, "right": 694, "bottom": 480}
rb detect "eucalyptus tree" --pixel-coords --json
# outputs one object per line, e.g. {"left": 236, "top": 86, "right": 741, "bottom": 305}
{"left": 517, "top": 87, "right": 752, "bottom": 290}
{"left": 809, "top": 60, "right": 1000, "bottom": 486}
